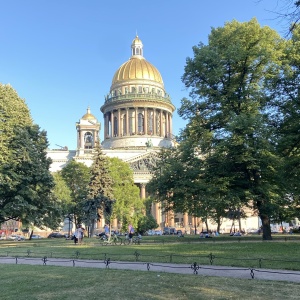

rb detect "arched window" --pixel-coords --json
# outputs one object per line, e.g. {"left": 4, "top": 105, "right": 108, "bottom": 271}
{"left": 148, "top": 111, "right": 153, "bottom": 134}
{"left": 114, "top": 116, "right": 118, "bottom": 136}
{"left": 138, "top": 113, "right": 144, "bottom": 134}
{"left": 84, "top": 132, "right": 93, "bottom": 149}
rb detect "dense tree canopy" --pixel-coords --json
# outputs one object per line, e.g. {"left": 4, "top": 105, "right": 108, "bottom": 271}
{"left": 0, "top": 84, "right": 32, "bottom": 164}
{"left": 83, "top": 144, "right": 114, "bottom": 236}
{"left": 0, "top": 84, "right": 63, "bottom": 229}
{"left": 149, "top": 19, "right": 294, "bottom": 240}
{"left": 108, "top": 157, "right": 144, "bottom": 232}
{"left": 180, "top": 19, "right": 287, "bottom": 240}
{"left": 61, "top": 160, "right": 90, "bottom": 225}
{"left": 0, "top": 125, "right": 62, "bottom": 228}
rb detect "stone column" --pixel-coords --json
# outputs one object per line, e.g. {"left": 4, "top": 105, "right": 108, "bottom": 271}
{"left": 153, "top": 109, "right": 156, "bottom": 135}
{"left": 110, "top": 111, "right": 114, "bottom": 138}
{"left": 140, "top": 183, "right": 146, "bottom": 199}
{"left": 144, "top": 108, "right": 148, "bottom": 135}
{"left": 160, "top": 110, "right": 163, "bottom": 137}
{"left": 169, "top": 210, "right": 174, "bottom": 227}
{"left": 118, "top": 108, "right": 121, "bottom": 137}
{"left": 105, "top": 113, "right": 109, "bottom": 138}
{"left": 154, "top": 202, "right": 161, "bottom": 227}
{"left": 112, "top": 218, "right": 118, "bottom": 229}
{"left": 169, "top": 113, "right": 173, "bottom": 137}
{"left": 135, "top": 107, "right": 138, "bottom": 134}
{"left": 126, "top": 108, "right": 129, "bottom": 136}
{"left": 183, "top": 213, "right": 189, "bottom": 228}
{"left": 77, "top": 130, "right": 80, "bottom": 148}
{"left": 81, "top": 130, "right": 85, "bottom": 149}
{"left": 166, "top": 112, "right": 169, "bottom": 138}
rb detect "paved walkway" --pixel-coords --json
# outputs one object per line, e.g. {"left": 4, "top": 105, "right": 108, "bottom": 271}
{"left": 1, "top": 256, "right": 300, "bottom": 283}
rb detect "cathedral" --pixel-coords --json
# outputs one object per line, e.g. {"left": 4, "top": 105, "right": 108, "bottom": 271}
{"left": 47, "top": 36, "right": 265, "bottom": 233}
{"left": 47, "top": 35, "right": 177, "bottom": 229}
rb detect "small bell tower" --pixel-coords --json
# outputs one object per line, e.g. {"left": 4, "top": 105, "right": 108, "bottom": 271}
{"left": 76, "top": 106, "right": 101, "bottom": 156}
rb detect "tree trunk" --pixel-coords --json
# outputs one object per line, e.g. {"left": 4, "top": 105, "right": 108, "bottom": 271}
{"left": 90, "top": 220, "right": 95, "bottom": 237}
{"left": 29, "top": 230, "right": 33, "bottom": 240}
{"left": 217, "top": 221, "right": 221, "bottom": 234}
{"left": 238, "top": 209, "right": 242, "bottom": 232}
{"left": 205, "top": 220, "right": 209, "bottom": 232}
{"left": 260, "top": 214, "right": 272, "bottom": 240}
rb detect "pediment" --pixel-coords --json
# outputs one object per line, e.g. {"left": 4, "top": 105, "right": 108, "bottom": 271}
{"left": 127, "top": 151, "right": 159, "bottom": 173}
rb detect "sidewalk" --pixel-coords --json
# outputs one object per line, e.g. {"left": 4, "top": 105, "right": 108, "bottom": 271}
{"left": 1, "top": 256, "right": 300, "bottom": 282}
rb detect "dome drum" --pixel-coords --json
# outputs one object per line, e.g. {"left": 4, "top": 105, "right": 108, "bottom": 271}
{"left": 102, "top": 136, "right": 173, "bottom": 149}
{"left": 102, "top": 92, "right": 173, "bottom": 108}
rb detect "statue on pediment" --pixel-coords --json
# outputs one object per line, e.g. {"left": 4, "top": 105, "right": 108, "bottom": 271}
{"left": 129, "top": 153, "right": 159, "bottom": 172}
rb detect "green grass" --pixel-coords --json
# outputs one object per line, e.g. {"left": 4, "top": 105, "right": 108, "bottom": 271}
{"left": 1, "top": 236, "right": 300, "bottom": 299}
{"left": 0, "top": 264, "right": 299, "bottom": 300}
{"left": 1, "top": 234, "right": 300, "bottom": 270}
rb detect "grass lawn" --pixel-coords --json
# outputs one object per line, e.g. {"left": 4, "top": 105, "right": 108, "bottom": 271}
{"left": 1, "top": 234, "right": 300, "bottom": 270}
{"left": 1, "top": 236, "right": 300, "bottom": 299}
{"left": 0, "top": 264, "right": 299, "bottom": 300}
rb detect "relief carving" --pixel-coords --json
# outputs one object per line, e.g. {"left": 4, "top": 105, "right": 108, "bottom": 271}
{"left": 129, "top": 153, "right": 159, "bottom": 172}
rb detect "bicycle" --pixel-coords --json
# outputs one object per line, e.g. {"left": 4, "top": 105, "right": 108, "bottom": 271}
{"left": 123, "top": 234, "right": 142, "bottom": 245}
{"left": 100, "top": 233, "right": 122, "bottom": 246}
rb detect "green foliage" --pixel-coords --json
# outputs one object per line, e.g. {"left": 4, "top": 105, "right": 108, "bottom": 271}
{"left": 83, "top": 144, "right": 114, "bottom": 235}
{"left": 61, "top": 160, "right": 90, "bottom": 225}
{"left": 108, "top": 157, "right": 144, "bottom": 231}
{"left": 0, "top": 83, "right": 32, "bottom": 164}
{"left": 0, "top": 125, "right": 62, "bottom": 228}
{"left": 175, "top": 19, "right": 287, "bottom": 240}
{"left": 52, "top": 172, "right": 72, "bottom": 215}
{"left": 137, "top": 214, "right": 159, "bottom": 234}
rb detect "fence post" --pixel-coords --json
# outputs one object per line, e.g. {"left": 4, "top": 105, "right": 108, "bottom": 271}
{"left": 134, "top": 251, "right": 140, "bottom": 261}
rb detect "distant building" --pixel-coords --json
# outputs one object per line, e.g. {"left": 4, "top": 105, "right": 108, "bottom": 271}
{"left": 46, "top": 36, "right": 277, "bottom": 233}
{"left": 47, "top": 36, "right": 176, "bottom": 230}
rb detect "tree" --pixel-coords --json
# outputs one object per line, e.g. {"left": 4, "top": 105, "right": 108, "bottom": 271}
{"left": 0, "top": 83, "right": 32, "bottom": 164}
{"left": 0, "top": 125, "right": 62, "bottom": 229}
{"left": 108, "top": 157, "right": 144, "bottom": 232}
{"left": 83, "top": 144, "right": 114, "bottom": 236}
{"left": 268, "top": 24, "right": 300, "bottom": 224}
{"left": 61, "top": 160, "right": 90, "bottom": 225}
{"left": 137, "top": 215, "right": 158, "bottom": 234}
{"left": 179, "top": 19, "right": 285, "bottom": 240}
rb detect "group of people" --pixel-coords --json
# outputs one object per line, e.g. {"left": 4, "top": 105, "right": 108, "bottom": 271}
{"left": 72, "top": 223, "right": 137, "bottom": 244}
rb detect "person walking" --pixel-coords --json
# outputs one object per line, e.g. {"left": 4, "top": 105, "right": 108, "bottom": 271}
{"left": 104, "top": 224, "right": 110, "bottom": 241}
{"left": 74, "top": 225, "right": 83, "bottom": 245}
{"left": 128, "top": 224, "right": 134, "bottom": 243}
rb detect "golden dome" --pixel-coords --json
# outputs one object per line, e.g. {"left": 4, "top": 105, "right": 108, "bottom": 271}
{"left": 82, "top": 107, "right": 96, "bottom": 120}
{"left": 112, "top": 57, "right": 163, "bottom": 85}
{"left": 132, "top": 36, "right": 142, "bottom": 46}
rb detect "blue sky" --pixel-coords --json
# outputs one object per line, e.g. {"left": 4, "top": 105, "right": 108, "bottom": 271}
{"left": 0, "top": 0, "right": 288, "bottom": 150}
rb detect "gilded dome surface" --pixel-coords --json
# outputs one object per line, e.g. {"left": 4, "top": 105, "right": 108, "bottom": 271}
{"left": 82, "top": 107, "right": 97, "bottom": 120}
{"left": 112, "top": 57, "right": 163, "bottom": 85}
